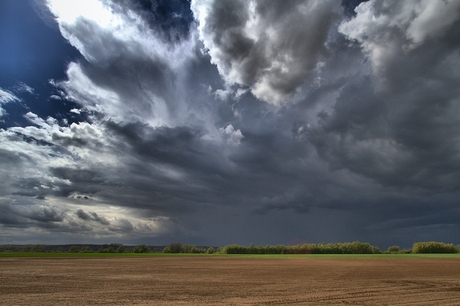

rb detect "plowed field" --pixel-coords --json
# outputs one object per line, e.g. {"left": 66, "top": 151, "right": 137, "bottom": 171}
{"left": 2, "top": 257, "right": 460, "bottom": 305}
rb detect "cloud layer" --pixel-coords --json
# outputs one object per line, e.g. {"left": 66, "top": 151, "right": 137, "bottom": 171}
{"left": 1, "top": 0, "right": 460, "bottom": 247}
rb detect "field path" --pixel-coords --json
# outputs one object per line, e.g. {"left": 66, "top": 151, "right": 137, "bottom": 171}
{"left": 2, "top": 257, "right": 460, "bottom": 305}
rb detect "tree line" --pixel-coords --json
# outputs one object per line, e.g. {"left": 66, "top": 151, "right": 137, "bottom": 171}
{"left": 0, "top": 241, "right": 458, "bottom": 254}
{"left": 223, "top": 241, "right": 459, "bottom": 254}
{"left": 222, "top": 241, "right": 381, "bottom": 254}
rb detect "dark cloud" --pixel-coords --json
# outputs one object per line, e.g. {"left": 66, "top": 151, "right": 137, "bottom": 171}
{"left": 1, "top": 0, "right": 460, "bottom": 248}
{"left": 76, "top": 209, "right": 110, "bottom": 225}
{"left": 306, "top": 0, "right": 460, "bottom": 192}
{"left": 106, "top": 121, "right": 210, "bottom": 169}
{"left": 25, "top": 206, "right": 64, "bottom": 223}
{"left": 109, "top": 218, "right": 135, "bottom": 232}
{"left": 0, "top": 200, "right": 63, "bottom": 227}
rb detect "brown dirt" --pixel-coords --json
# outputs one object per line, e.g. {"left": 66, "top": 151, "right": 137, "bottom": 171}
{"left": 2, "top": 257, "right": 460, "bottom": 305}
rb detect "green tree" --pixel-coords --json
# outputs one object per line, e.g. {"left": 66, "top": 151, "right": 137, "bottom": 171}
{"left": 169, "top": 243, "right": 183, "bottom": 253}
{"left": 116, "top": 244, "right": 126, "bottom": 253}
{"left": 21, "top": 245, "right": 33, "bottom": 252}
{"left": 32, "top": 244, "right": 46, "bottom": 252}
{"left": 412, "top": 241, "right": 458, "bottom": 253}
{"left": 80, "top": 246, "right": 93, "bottom": 253}
{"left": 98, "top": 244, "right": 109, "bottom": 253}
{"left": 67, "top": 246, "right": 79, "bottom": 253}
{"left": 133, "top": 244, "right": 150, "bottom": 253}
{"left": 206, "top": 247, "right": 215, "bottom": 254}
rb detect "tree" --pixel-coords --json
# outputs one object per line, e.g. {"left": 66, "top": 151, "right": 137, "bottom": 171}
{"left": 170, "top": 243, "right": 183, "bottom": 253}
{"left": 98, "top": 245, "right": 109, "bottom": 253}
{"left": 67, "top": 246, "right": 79, "bottom": 253}
{"left": 21, "top": 245, "right": 32, "bottom": 252}
{"left": 133, "top": 244, "right": 150, "bottom": 253}
{"left": 32, "top": 244, "right": 46, "bottom": 252}
{"left": 412, "top": 241, "right": 458, "bottom": 253}
{"left": 206, "top": 247, "right": 215, "bottom": 254}
{"left": 117, "top": 244, "right": 126, "bottom": 253}
{"left": 98, "top": 243, "right": 125, "bottom": 253}
{"left": 80, "top": 246, "right": 93, "bottom": 253}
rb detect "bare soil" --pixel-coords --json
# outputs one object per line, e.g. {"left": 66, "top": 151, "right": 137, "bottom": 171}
{"left": 2, "top": 257, "right": 460, "bottom": 305}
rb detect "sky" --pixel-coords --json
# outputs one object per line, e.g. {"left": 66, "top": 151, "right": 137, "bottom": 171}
{"left": 1, "top": 0, "right": 460, "bottom": 249}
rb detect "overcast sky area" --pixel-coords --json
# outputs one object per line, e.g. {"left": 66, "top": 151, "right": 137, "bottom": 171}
{"left": 1, "top": 0, "right": 460, "bottom": 249}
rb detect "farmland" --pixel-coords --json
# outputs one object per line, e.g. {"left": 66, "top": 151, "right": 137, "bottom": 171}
{"left": 2, "top": 256, "right": 460, "bottom": 305}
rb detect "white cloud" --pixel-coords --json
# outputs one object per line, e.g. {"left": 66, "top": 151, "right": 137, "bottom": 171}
{"left": 0, "top": 89, "right": 19, "bottom": 103}
{"left": 192, "top": 0, "right": 342, "bottom": 105}
{"left": 49, "top": 95, "right": 62, "bottom": 100}
{"left": 0, "top": 88, "right": 20, "bottom": 117}
{"left": 339, "top": 0, "right": 460, "bottom": 78}
{"left": 405, "top": 0, "right": 460, "bottom": 47}
{"left": 70, "top": 108, "right": 81, "bottom": 114}
{"left": 59, "top": 62, "right": 122, "bottom": 116}
{"left": 47, "top": 0, "right": 196, "bottom": 68}
{"left": 46, "top": 0, "right": 121, "bottom": 29}
{"left": 45, "top": 0, "right": 205, "bottom": 129}
{"left": 220, "top": 124, "right": 244, "bottom": 145}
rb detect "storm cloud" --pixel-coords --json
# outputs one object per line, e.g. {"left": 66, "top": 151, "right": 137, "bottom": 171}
{"left": 1, "top": 0, "right": 459, "bottom": 248}
{"left": 192, "top": 0, "right": 343, "bottom": 105}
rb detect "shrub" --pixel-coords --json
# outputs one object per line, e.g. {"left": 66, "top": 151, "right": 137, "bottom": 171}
{"left": 223, "top": 244, "right": 248, "bottom": 254}
{"left": 387, "top": 245, "right": 400, "bottom": 253}
{"left": 223, "top": 244, "right": 289, "bottom": 254}
{"left": 286, "top": 244, "right": 311, "bottom": 254}
{"left": 191, "top": 246, "right": 205, "bottom": 253}
{"left": 412, "top": 241, "right": 458, "bottom": 253}
{"left": 285, "top": 241, "right": 380, "bottom": 254}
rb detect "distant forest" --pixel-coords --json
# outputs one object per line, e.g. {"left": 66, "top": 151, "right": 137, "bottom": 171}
{"left": 1, "top": 241, "right": 459, "bottom": 254}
